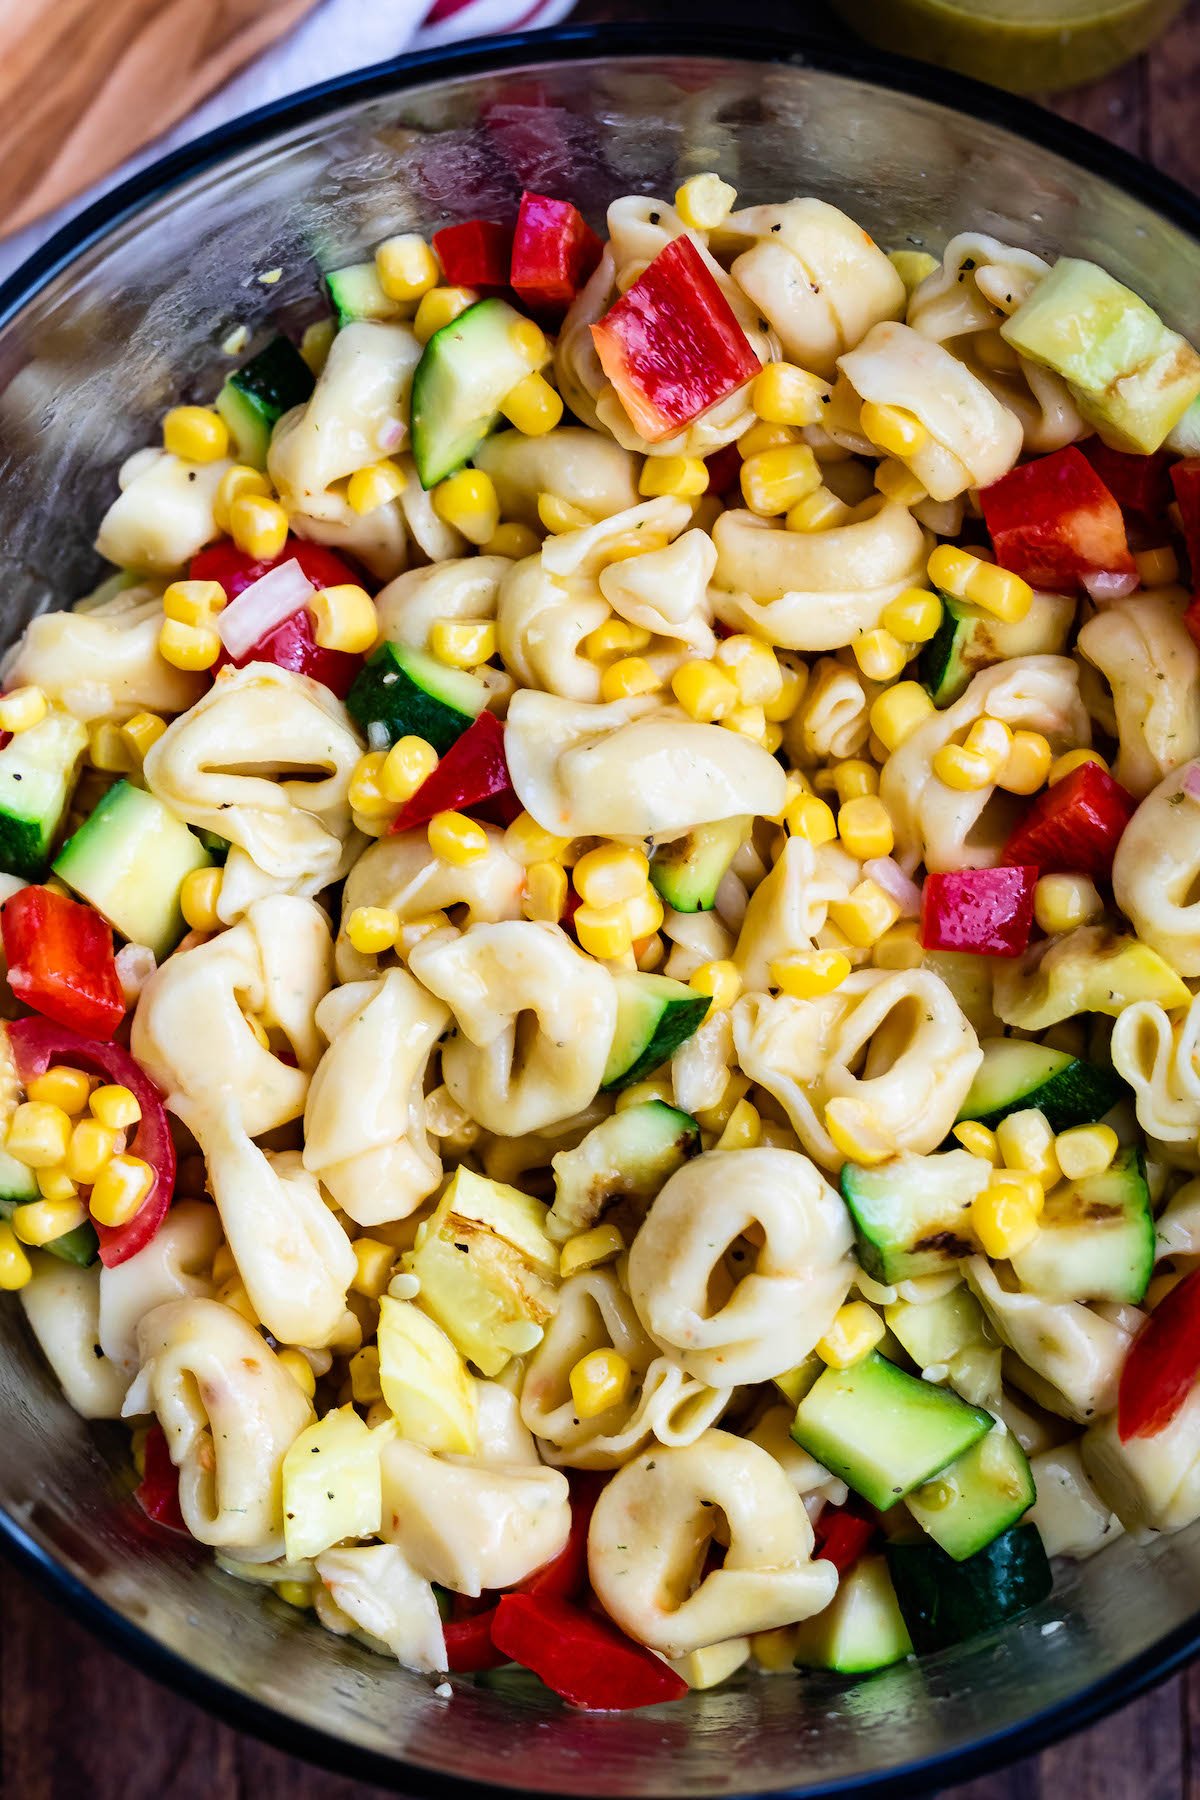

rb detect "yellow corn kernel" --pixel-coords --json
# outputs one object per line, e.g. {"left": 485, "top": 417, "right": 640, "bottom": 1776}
{"left": 771, "top": 948, "right": 852, "bottom": 998}
{"left": 1034, "top": 872, "right": 1104, "bottom": 937}
{"left": 574, "top": 846, "right": 650, "bottom": 909}
{"left": 838, "top": 795, "right": 895, "bottom": 860}
{"left": 882, "top": 587, "right": 942, "bottom": 645}
{"left": 65, "top": 1119, "right": 118, "bottom": 1186}
{"left": 433, "top": 469, "right": 500, "bottom": 547}
{"left": 569, "top": 1348, "right": 632, "bottom": 1420}
{"left": 816, "top": 1302, "right": 886, "bottom": 1369}
{"left": 229, "top": 493, "right": 289, "bottom": 562}
{"left": 310, "top": 585, "right": 379, "bottom": 658}
{"left": 638, "top": 455, "right": 709, "bottom": 499}
{"left": 523, "top": 860, "right": 568, "bottom": 924}
{"left": 971, "top": 1182, "right": 1041, "bottom": 1258}
{"left": 738, "top": 419, "right": 799, "bottom": 458}
{"left": 963, "top": 716, "right": 1014, "bottom": 775}
{"left": 574, "top": 902, "right": 634, "bottom": 961}
{"left": 163, "top": 405, "right": 229, "bottom": 464}
{"left": 869, "top": 680, "right": 935, "bottom": 753}
{"left": 953, "top": 1120, "right": 1000, "bottom": 1164}
{"left": 504, "top": 811, "right": 571, "bottom": 867}
{"left": 616, "top": 1075, "right": 674, "bottom": 1113}
{"left": 413, "top": 285, "right": 477, "bottom": 344}
{"left": 375, "top": 232, "right": 438, "bottom": 302}
{"left": 1048, "top": 748, "right": 1107, "bottom": 786}
{"left": 117, "top": 711, "right": 167, "bottom": 765}
{"left": 623, "top": 885, "right": 664, "bottom": 942}
{"left": 1135, "top": 545, "right": 1179, "bottom": 587}
{"left": 559, "top": 1224, "right": 624, "bottom": 1279}
{"left": 723, "top": 703, "right": 767, "bottom": 742}
{"left": 784, "top": 792, "right": 838, "bottom": 847}
{"left": 753, "top": 361, "right": 831, "bottom": 428}
{"left": 830, "top": 760, "right": 880, "bottom": 803}
{"left": 483, "top": 520, "right": 540, "bottom": 560}
{"left": 12, "top": 1197, "right": 87, "bottom": 1245}
{"left": 998, "top": 729, "right": 1053, "bottom": 797}
{"left": 0, "top": 684, "right": 47, "bottom": 735}
{"left": 765, "top": 660, "right": 808, "bottom": 723}
{"left": 428, "top": 810, "right": 489, "bottom": 866}
{"left": 716, "top": 1097, "right": 762, "bottom": 1151}
{"left": 889, "top": 248, "right": 940, "bottom": 292}
{"left": 430, "top": 618, "right": 497, "bottom": 671}
{"left": 932, "top": 743, "right": 995, "bottom": 792}
{"left": 346, "top": 906, "right": 400, "bottom": 956}
{"left": 346, "top": 460, "right": 407, "bottom": 516}
{"left": 351, "top": 1236, "right": 396, "bottom": 1299}
{"left": 349, "top": 1344, "right": 383, "bottom": 1404}
{"left": 163, "top": 577, "right": 227, "bottom": 629}
{"left": 86, "top": 721, "right": 134, "bottom": 774}
{"left": 996, "top": 1109, "right": 1059, "bottom": 1187}
{"left": 1055, "top": 1123, "right": 1120, "bottom": 1182}
{"left": 36, "top": 1166, "right": 78, "bottom": 1202}
{"left": 537, "top": 491, "right": 592, "bottom": 533}
{"left": 928, "top": 544, "right": 1033, "bottom": 623}
{"left": 158, "top": 618, "right": 222, "bottom": 673}
{"left": 993, "top": 1167, "right": 1046, "bottom": 1214}
{"left": 509, "top": 317, "right": 548, "bottom": 364}
{"left": 276, "top": 1349, "right": 317, "bottom": 1399}
{"left": 375, "top": 736, "right": 436, "bottom": 806}
{"left": 689, "top": 960, "right": 742, "bottom": 1011}
{"left": 6, "top": 1102, "right": 73, "bottom": 1170}
{"left": 176, "top": 865, "right": 222, "bottom": 934}
{"left": 635, "top": 932, "right": 665, "bottom": 971}
{"left": 751, "top": 1624, "right": 802, "bottom": 1674}
{"left": 674, "top": 171, "right": 737, "bottom": 230}
{"left": 786, "top": 486, "right": 853, "bottom": 533}
{"left": 26, "top": 1067, "right": 92, "bottom": 1115}
{"left": 873, "top": 920, "right": 924, "bottom": 969}
{"left": 671, "top": 658, "right": 739, "bottom": 723}
{"left": 89, "top": 1155, "right": 154, "bottom": 1228}
{"left": 715, "top": 634, "right": 783, "bottom": 707}
{"left": 852, "top": 628, "right": 908, "bottom": 683}
{"left": 828, "top": 879, "right": 901, "bottom": 949}
{"left": 600, "top": 656, "right": 662, "bottom": 702}
{"left": 874, "top": 458, "right": 928, "bottom": 507}
{"left": 741, "top": 443, "right": 822, "bottom": 516}
{"left": 861, "top": 401, "right": 928, "bottom": 458}
{"left": 0, "top": 1221, "right": 32, "bottom": 1290}
{"left": 585, "top": 618, "right": 653, "bottom": 661}
{"left": 694, "top": 1072, "right": 751, "bottom": 1136}
{"left": 348, "top": 752, "right": 395, "bottom": 820}
{"left": 395, "top": 912, "right": 451, "bottom": 957}
{"left": 90, "top": 1085, "right": 142, "bottom": 1132}
{"left": 501, "top": 372, "right": 564, "bottom": 437}
{"left": 213, "top": 465, "right": 271, "bottom": 532}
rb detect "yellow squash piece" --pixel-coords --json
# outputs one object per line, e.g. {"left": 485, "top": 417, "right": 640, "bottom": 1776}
{"left": 280, "top": 1405, "right": 390, "bottom": 1562}
{"left": 993, "top": 925, "right": 1191, "bottom": 1031}
{"left": 377, "top": 1296, "right": 478, "bottom": 1455}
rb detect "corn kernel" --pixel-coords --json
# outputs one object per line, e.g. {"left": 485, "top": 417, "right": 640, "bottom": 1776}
{"left": 428, "top": 810, "right": 489, "bottom": 866}
{"left": 434, "top": 469, "right": 500, "bottom": 546}
{"left": 933, "top": 743, "right": 995, "bottom": 792}
{"left": 671, "top": 659, "right": 739, "bottom": 722}
{"left": 714, "top": 634, "right": 783, "bottom": 706}
{"left": 1048, "top": 748, "right": 1107, "bottom": 786}
{"left": 90, "top": 1085, "right": 142, "bottom": 1131}
{"left": 523, "top": 860, "right": 568, "bottom": 924}
{"left": 741, "top": 443, "right": 822, "bottom": 516}
{"left": 36, "top": 1166, "right": 78, "bottom": 1202}
{"left": 348, "top": 752, "right": 395, "bottom": 820}
{"left": 346, "top": 906, "right": 400, "bottom": 956}
{"left": 738, "top": 420, "right": 799, "bottom": 458}
{"left": 27, "top": 1067, "right": 92, "bottom": 1115}
{"left": 1034, "top": 873, "right": 1103, "bottom": 937}
{"left": 429, "top": 618, "right": 497, "bottom": 671}
{"left": 116, "top": 711, "right": 167, "bottom": 765}
{"left": 87, "top": 721, "right": 134, "bottom": 773}
{"left": 883, "top": 588, "right": 942, "bottom": 645}
{"left": 874, "top": 458, "right": 928, "bottom": 507}
{"left": 873, "top": 920, "right": 924, "bottom": 969}
{"left": 163, "top": 405, "right": 229, "bottom": 464}
{"left": 346, "top": 460, "right": 407, "bottom": 516}
{"left": 635, "top": 932, "right": 665, "bottom": 971}
{"left": 828, "top": 880, "right": 901, "bottom": 949}
{"left": 89, "top": 1155, "right": 154, "bottom": 1228}
{"left": 889, "top": 248, "right": 940, "bottom": 292}
{"left": 853, "top": 628, "right": 909, "bottom": 683}
{"left": 12, "top": 1197, "right": 87, "bottom": 1245}
{"left": 413, "top": 285, "right": 477, "bottom": 344}
{"left": 638, "top": 455, "right": 709, "bottom": 499}
{"left": 689, "top": 960, "right": 742, "bottom": 1010}
{"left": 723, "top": 703, "right": 767, "bottom": 741}
{"left": 163, "top": 578, "right": 227, "bottom": 629}
{"left": 1135, "top": 545, "right": 1179, "bottom": 587}
{"left": 277, "top": 1349, "right": 317, "bottom": 1399}
{"left": 765, "top": 661, "right": 807, "bottom": 724}
{"left": 573, "top": 846, "right": 650, "bottom": 909}
{"left": 6, "top": 1102, "right": 73, "bottom": 1169}
{"left": 869, "top": 681, "right": 935, "bottom": 753}
{"left": 574, "top": 902, "right": 634, "bottom": 961}
{"left": 371, "top": 739, "right": 436, "bottom": 811}
{"left": 214, "top": 463, "right": 271, "bottom": 531}
{"left": 158, "top": 617, "right": 222, "bottom": 672}
{"left": 504, "top": 811, "right": 571, "bottom": 867}
{"left": 559, "top": 1224, "right": 624, "bottom": 1279}
{"left": 228, "top": 493, "right": 289, "bottom": 562}
{"left": 600, "top": 656, "right": 662, "bottom": 702}
{"left": 716, "top": 1097, "right": 762, "bottom": 1151}
{"left": 753, "top": 362, "right": 831, "bottom": 428}
{"left": 829, "top": 760, "right": 880, "bottom": 803}
{"left": 616, "top": 1075, "right": 675, "bottom": 1113}
{"left": 351, "top": 1236, "right": 396, "bottom": 1298}
{"left": 816, "top": 1302, "right": 886, "bottom": 1368}
{"left": 674, "top": 172, "right": 737, "bottom": 230}
{"left": 538, "top": 492, "right": 592, "bottom": 533}
{"left": 786, "top": 487, "right": 853, "bottom": 533}
{"left": 0, "top": 1222, "right": 32, "bottom": 1290}
{"left": 569, "top": 1348, "right": 632, "bottom": 1419}
{"left": 785, "top": 792, "right": 838, "bottom": 846}
{"left": 482, "top": 520, "right": 540, "bottom": 560}
{"left": 963, "top": 716, "right": 1014, "bottom": 774}
{"left": 585, "top": 618, "right": 653, "bottom": 662}
{"left": 375, "top": 233, "right": 438, "bottom": 303}
{"left": 349, "top": 1344, "right": 383, "bottom": 1404}
{"left": 623, "top": 885, "right": 664, "bottom": 941}
{"left": 65, "top": 1119, "right": 118, "bottom": 1185}
{"left": 751, "top": 1624, "right": 801, "bottom": 1673}
{"left": 953, "top": 1120, "right": 999, "bottom": 1164}
{"left": 501, "top": 372, "right": 564, "bottom": 437}
{"left": 972, "top": 1182, "right": 1041, "bottom": 1258}
{"left": 996, "top": 1109, "right": 1059, "bottom": 1187}
{"left": 771, "top": 948, "right": 851, "bottom": 998}
{"left": 694, "top": 1072, "right": 751, "bottom": 1136}
{"left": 0, "top": 684, "right": 47, "bottom": 735}
{"left": 927, "top": 543, "right": 1033, "bottom": 623}
{"left": 998, "top": 729, "right": 1053, "bottom": 796}
{"left": 860, "top": 402, "right": 928, "bottom": 457}
{"left": 838, "top": 795, "right": 895, "bottom": 860}
{"left": 1055, "top": 1123, "right": 1120, "bottom": 1182}
{"left": 176, "top": 865, "right": 222, "bottom": 934}
{"left": 509, "top": 317, "right": 549, "bottom": 364}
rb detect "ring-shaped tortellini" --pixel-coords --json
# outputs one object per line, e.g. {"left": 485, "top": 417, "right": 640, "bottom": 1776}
{"left": 733, "top": 835, "right": 860, "bottom": 994}
{"left": 1076, "top": 590, "right": 1200, "bottom": 797}
{"left": 408, "top": 921, "right": 617, "bottom": 1136}
{"left": 303, "top": 969, "right": 450, "bottom": 1226}
{"left": 1112, "top": 999, "right": 1200, "bottom": 1150}
{"left": 710, "top": 501, "right": 929, "bottom": 652}
{"left": 287, "top": 483, "right": 410, "bottom": 584}
{"left": 131, "top": 895, "right": 333, "bottom": 1136}
{"left": 98, "top": 1199, "right": 222, "bottom": 1375}
{"left": 94, "top": 447, "right": 231, "bottom": 573}
{"left": 3, "top": 586, "right": 205, "bottom": 723}
{"left": 334, "top": 824, "right": 524, "bottom": 982}
{"left": 374, "top": 556, "right": 511, "bottom": 654}
{"left": 473, "top": 427, "right": 640, "bottom": 525}
{"left": 497, "top": 554, "right": 609, "bottom": 701}
{"left": 143, "top": 663, "right": 363, "bottom": 919}
{"left": 597, "top": 529, "right": 718, "bottom": 658}
{"left": 627, "top": 1147, "right": 855, "bottom": 1385}
{"left": 519, "top": 1268, "right": 731, "bottom": 1467}
{"left": 313, "top": 1544, "right": 448, "bottom": 1674}
{"left": 787, "top": 656, "right": 875, "bottom": 765}
{"left": 21, "top": 1257, "right": 130, "bottom": 1418}
{"left": 540, "top": 497, "right": 693, "bottom": 581}
{"left": 733, "top": 968, "right": 982, "bottom": 1170}
{"left": 1113, "top": 760, "right": 1200, "bottom": 975}
{"left": 267, "top": 321, "right": 421, "bottom": 506}
{"left": 504, "top": 690, "right": 787, "bottom": 841}
{"left": 880, "top": 657, "right": 1090, "bottom": 872}
{"left": 1082, "top": 1382, "right": 1200, "bottom": 1533}
{"left": 838, "top": 321, "right": 1023, "bottom": 500}
{"left": 966, "top": 1258, "right": 1136, "bottom": 1425}
{"left": 124, "top": 1298, "right": 314, "bottom": 1556}
{"left": 588, "top": 1430, "right": 838, "bottom": 1656}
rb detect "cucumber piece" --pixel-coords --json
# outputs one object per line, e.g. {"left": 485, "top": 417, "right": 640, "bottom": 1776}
{"left": 885, "top": 1523, "right": 1053, "bottom": 1653}
{"left": 600, "top": 972, "right": 711, "bottom": 1092}
{"left": 325, "top": 263, "right": 405, "bottom": 327}
{"left": 196, "top": 829, "right": 230, "bottom": 866}
{"left": 840, "top": 1150, "right": 989, "bottom": 1284}
{"left": 791, "top": 1555, "right": 912, "bottom": 1674}
{"left": 1009, "top": 1145, "right": 1154, "bottom": 1304}
{"left": 956, "top": 1036, "right": 1121, "bottom": 1134}
{"left": 216, "top": 335, "right": 314, "bottom": 470}
{"left": 649, "top": 818, "right": 746, "bottom": 913}
{"left": 919, "top": 592, "right": 1075, "bottom": 709}
{"left": 53, "top": 780, "right": 211, "bottom": 959}
{"left": 410, "top": 299, "right": 548, "bottom": 489}
{"left": 791, "top": 1352, "right": 993, "bottom": 1511}
{"left": 0, "top": 712, "right": 87, "bottom": 880}
{"left": 548, "top": 1100, "right": 699, "bottom": 1239}
{"left": 0, "top": 1147, "right": 97, "bottom": 1265}
{"left": 346, "top": 642, "right": 487, "bottom": 754}
{"left": 906, "top": 1426, "right": 1035, "bottom": 1561}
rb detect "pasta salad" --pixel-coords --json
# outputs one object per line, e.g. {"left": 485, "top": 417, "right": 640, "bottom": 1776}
{"left": 4, "top": 172, "right": 1200, "bottom": 1706}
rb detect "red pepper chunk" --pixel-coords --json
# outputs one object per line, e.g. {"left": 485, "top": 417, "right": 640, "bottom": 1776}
{"left": 1081, "top": 441, "right": 1172, "bottom": 522}
{"left": 812, "top": 1503, "right": 878, "bottom": 1576}
{"left": 135, "top": 1423, "right": 189, "bottom": 1533}
{"left": 1002, "top": 761, "right": 1137, "bottom": 881}
{"left": 1, "top": 887, "right": 125, "bottom": 1039}
{"left": 1171, "top": 461, "right": 1200, "bottom": 583}
{"left": 591, "top": 235, "right": 760, "bottom": 444}
{"left": 490, "top": 1594, "right": 688, "bottom": 1711}
{"left": 191, "top": 538, "right": 364, "bottom": 699}
{"left": 390, "top": 710, "right": 514, "bottom": 833}
{"left": 510, "top": 192, "right": 602, "bottom": 319}
{"left": 979, "top": 446, "right": 1136, "bottom": 592}
{"left": 432, "top": 219, "right": 514, "bottom": 295}
{"left": 920, "top": 866, "right": 1038, "bottom": 959}
{"left": 1119, "top": 1267, "right": 1200, "bottom": 1441}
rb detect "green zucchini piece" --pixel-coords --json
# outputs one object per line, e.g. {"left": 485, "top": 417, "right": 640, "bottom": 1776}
{"left": 956, "top": 1036, "right": 1121, "bottom": 1134}
{"left": 919, "top": 591, "right": 1075, "bottom": 708}
{"left": 548, "top": 1100, "right": 699, "bottom": 1239}
{"left": 0, "top": 712, "right": 87, "bottom": 880}
{"left": 791, "top": 1555, "right": 912, "bottom": 1674}
{"left": 410, "top": 298, "right": 549, "bottom": 489}
{"left": 840, "top": 1150, "right": 988, "bottom": 1283}
{"left": 649, "top": 818, "right": 746, "bottom": 913}
{"left": 216, "top": 335, "right": 314, "bottom": 470}
{"left": 53, "top": 780, "right": 212, "bottom": 960}
{"left": 600, "top": 973, "right": 710, "bottom": 1092}
{"left": 906, "top": 1426, "right": 1035, "bottom": 1561}
{"left": 325, "top": 263, "right": 405, "bottom": 327}
{"left": 1009, "top": 1145, "right": 1154, "bottom": 1304}
{"left": 885, "top": 1523, "right": 1053, "bottom": 1653}
{"left": 346, "top": 642, "right": 487, "bottom": 754}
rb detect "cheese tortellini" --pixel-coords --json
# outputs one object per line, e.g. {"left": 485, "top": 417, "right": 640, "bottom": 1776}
{"left": 1113, "top": 759, "right": 1200, "bottom": 974}
{"left": 1077, "top": 590, "right": 1200, "bottom": 797}
{"left": 3, "top": 585, "right": 204, "bottom": 723}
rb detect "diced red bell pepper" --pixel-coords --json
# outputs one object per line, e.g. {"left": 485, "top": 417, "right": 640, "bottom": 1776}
{"left": 432, "top": 219, "right": 514, "bottom": 296}
{"left": 1171, "top": 460, "right": 1200, "bottom": 581}
{"left": 1119, "top": 1266, "right": 1200, "bottom": 1441}
{"left": 979, "top": 446, "right": 1136, "bottom": 592}
{"left": 8, "top": 1017, "right": 175, "bottom": 1266}
{"left": 191, "top": 538, "right": 365, "bottom": 698}
{"left": 920, "top": 865, "right": 1038, "bottom": 959}
{"left": 135, "top": 1423, "right": 189, "bottom": 1533}
{"left": 490, "top": 1594, "right": 688, "bottom": 1711}
{"left": 704, "top": 442, "right": 743, "bottom": 497}
{"left": 1081, "top": 441, "right": 1172, "bottom": 522}
{"left": 510, "top": 191, "right": 603, "bottom": 321}
{"left": 1002, "top": 761, "right": 1137, "bottom": 881}
{"left": 812, "top": 1503, "right": 878, "bottom": 1576}
{"left": 390, "top": 710, "right": 515, "bottom": 834}
{"left": 1, "top": 887, "right": 126, "bottom": 1039}
{"left": 591, "top": 235, "right": 760, "bottom": 444}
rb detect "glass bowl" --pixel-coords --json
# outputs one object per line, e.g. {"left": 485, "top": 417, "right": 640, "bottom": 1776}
{"left": 2, "top": 23, "right": 1200, "bottom": 1798}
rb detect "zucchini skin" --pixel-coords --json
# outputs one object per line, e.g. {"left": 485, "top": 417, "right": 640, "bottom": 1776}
{"left": 885, "top": 1523, "right": 1053, "bottom": 1653}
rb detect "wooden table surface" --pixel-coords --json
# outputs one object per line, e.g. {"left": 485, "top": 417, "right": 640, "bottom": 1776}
{"left": 5, "top": 3, "right": 1200, "bottom": 1797}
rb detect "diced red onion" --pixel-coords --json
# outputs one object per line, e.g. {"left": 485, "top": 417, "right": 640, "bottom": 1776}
{"left": 1183, "top": 765, "right": 1200, "bottom": 805}
{"left": 1083, "top": 569, "right": 1139, "bottom": 602}
{"left": 864, "top": 856, "right": 922, "bottom": 917}
{"left": 377, "top": 420, "right": 405, "bottom": 453}
{"left": 115, "top": 942, "right": 157, "bottom": 1004}
{"left": 217, "top": 558, "right": 315, "bottom": 660}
